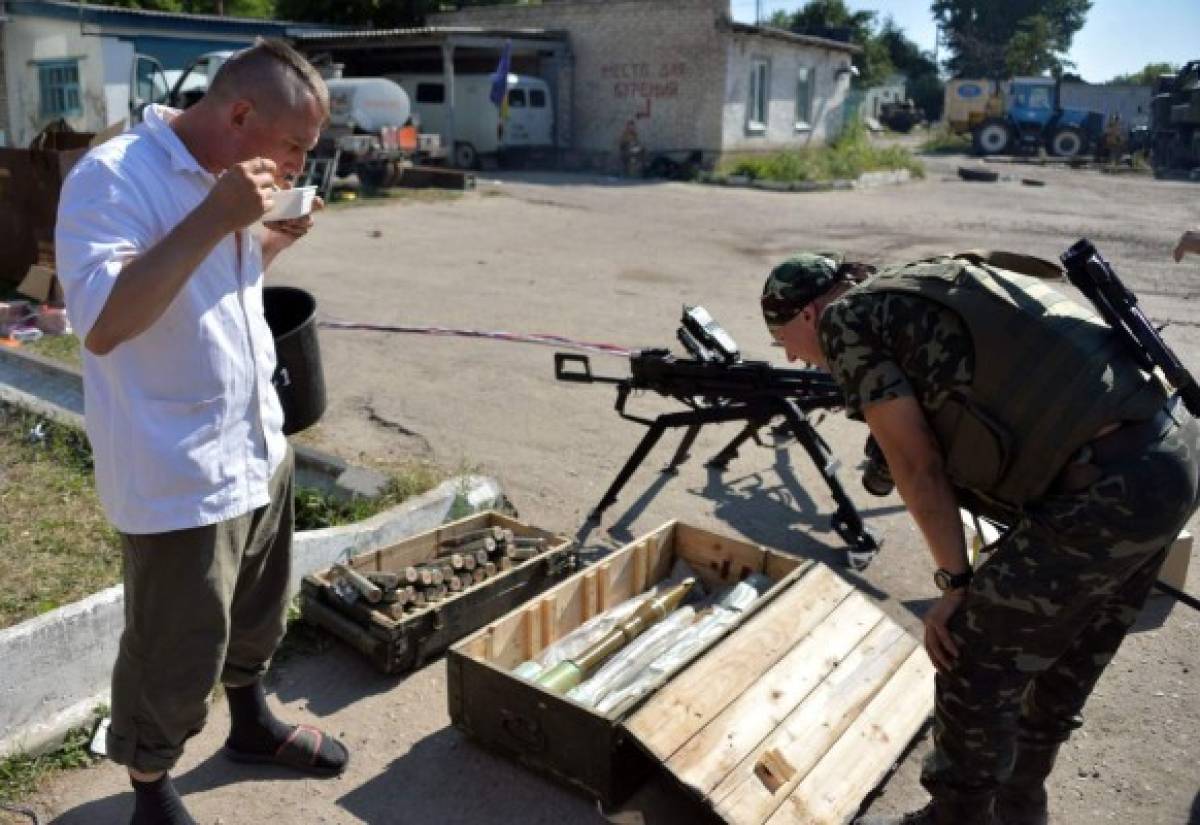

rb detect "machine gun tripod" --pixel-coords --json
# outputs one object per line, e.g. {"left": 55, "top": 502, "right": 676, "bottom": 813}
{"left": 555, "top": 306, "right": 882, "bottom": 570}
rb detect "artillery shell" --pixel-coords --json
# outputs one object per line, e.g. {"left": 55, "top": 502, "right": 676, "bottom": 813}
{"left": 366, "top": 571, "right": 401, "bottom": 591}
{"left": 513, "top": 536, "right": 546, "bottom": 549}
{"left": 439, "top": 526, "right": 504, "bottom": 548}
{"left": 484, "top": 562, "right": 497, "bottom": 577}
{"left": 472, "top": 568, "right": 487, "bottom": 585}
{"left": 333, "top": 563, "right": 382, "bottom": 604}
{"left": 458, "top": 536, "right": 496, "bottom": 556}
{"left": 510, "top": 546, "right": 541, "bottom": 562}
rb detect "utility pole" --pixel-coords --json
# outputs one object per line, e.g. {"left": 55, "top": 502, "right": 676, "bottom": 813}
{"left": 755, "top": 0, "right": 762, "bottom": 25}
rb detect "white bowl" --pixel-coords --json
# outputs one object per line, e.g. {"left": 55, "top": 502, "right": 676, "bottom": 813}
{"left": 262, "top": 186, "right": 317, "bottom": 222}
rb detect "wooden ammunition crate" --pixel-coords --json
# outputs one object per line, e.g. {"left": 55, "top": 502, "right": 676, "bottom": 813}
{"left": 448, "top": 521, "right": 934, "bottom": 823}
{"left": 300, "top": 511, "right": 576, "bottom": 674}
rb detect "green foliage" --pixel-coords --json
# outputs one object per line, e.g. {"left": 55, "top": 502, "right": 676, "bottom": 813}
{"left": 1107, "top": 62, "right": 1180, "bottom": 86}
{"left": 932, "top": 0, "right": 1092, "bottom": 79}
{"left": 293, "top": 462, "right": 443, "bottom": 530}
{"left": 769, "top": 0, "right": 893, "bottom": 88}
{"left": 0, "top": 721, "right": 101, "bottom": 808}
{"left": 878, "top": 16, "right": 943, "bottom": 120}
{"left": 920, "top": 125, "right": 972, "bottom": 154}
{"left": 719, "top": 121, "right": 925, "bottom": 184}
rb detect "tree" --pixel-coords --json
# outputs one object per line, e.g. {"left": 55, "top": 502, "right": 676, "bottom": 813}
{"left": 1107, "top": 62, "right": 1180, "bottom": 86}
{"left": 931, "top": 0, "right": 1092, "bottom": 78}
{"left": 877, "top": 17, "right": 944, "bottom": 119}
{"left": 770, "top": 0, "right": 893, "bottom": 87}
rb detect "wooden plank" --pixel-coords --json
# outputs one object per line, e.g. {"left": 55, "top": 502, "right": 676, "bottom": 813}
{"left": 539, "top": 598, "right": 556, "bottom": 650}
{"left": 666, "top": 593, "right": 885, "bottom": 797}
{"left": 675, "top": 523, "right": 768, "bottom": 587}
{"left": 624, "top": 565, "right": 853, "bottom": 762}
{"left": 761, "top": 648, "right": 935, "bottom": 825}
{"left": 710, "top": 623, "right": 918, "bottom": 824}
{"left": 632, "top": 541, "right": 649, "bottom": 594}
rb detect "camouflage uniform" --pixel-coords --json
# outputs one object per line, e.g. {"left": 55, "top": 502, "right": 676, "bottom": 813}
{"left": 817, "top": 286, "right": 1200, "bottom": 819}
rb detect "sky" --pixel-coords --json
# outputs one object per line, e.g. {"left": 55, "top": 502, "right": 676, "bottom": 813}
{"left": 730, "top": 0, "right": 1199, "bottom": 83}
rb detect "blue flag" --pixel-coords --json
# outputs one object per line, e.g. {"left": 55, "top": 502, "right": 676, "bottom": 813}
{"left": 489, "top": 41, "right": 512, "bottom": 108}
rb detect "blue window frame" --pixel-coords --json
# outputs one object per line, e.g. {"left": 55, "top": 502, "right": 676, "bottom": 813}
{"left": 39, "top": 60, "right": 82, "bottom": 118}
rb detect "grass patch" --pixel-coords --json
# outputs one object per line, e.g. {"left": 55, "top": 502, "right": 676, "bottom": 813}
{"left": 294, "top": 459, "right": 444, "bottom": 530}
{"left": 0, "top": 403, "right": 446, "bottom": 628}
{"left": 920, "top": 126, "right": 972, "bottom": 155}
{"left": 0, "top": 406, "right": 120, "bottom": 630}
{"left": 0, "top": 721, "right": 102, "bottom": 815}
{"left": 23, "top": 334, "right": 82, "bottom": 370}
{"left": 717, "top": 121, "right": 925, "bottom": 184}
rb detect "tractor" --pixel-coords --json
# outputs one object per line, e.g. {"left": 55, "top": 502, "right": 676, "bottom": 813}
{"left": 969, "top": 78, "right": 1104, "bottom": 158}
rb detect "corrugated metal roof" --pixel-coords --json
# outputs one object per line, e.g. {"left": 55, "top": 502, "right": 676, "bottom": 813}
{"left": 294, "top": 25, "right": 567, "bottom": 42}
{"left": 18, "top": 0, "right": 316, "bottom": 28}
{"left": 729, "top": 21, "right": 862, "bottom": 55}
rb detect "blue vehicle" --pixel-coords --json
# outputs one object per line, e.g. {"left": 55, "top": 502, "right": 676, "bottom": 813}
{"left": 973, "top": 78, "right": 1105, "bottom": 158}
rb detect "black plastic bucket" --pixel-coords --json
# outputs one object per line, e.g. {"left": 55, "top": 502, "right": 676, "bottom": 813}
{"left": 263, "top": 286, "right": 326, "bottom": 436}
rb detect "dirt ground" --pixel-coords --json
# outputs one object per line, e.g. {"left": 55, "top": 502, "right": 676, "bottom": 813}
{"left": 27, "top": 154, "right": 1200, "bottom": 825}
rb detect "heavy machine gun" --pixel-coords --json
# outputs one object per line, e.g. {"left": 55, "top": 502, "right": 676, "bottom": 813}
{"left": 554, "top": 306, "right": 882, "bottom": 570}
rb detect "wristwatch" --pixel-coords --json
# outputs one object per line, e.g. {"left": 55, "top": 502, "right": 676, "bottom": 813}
{"left": 934, "top": 568, "right": 973, "bottom": 592}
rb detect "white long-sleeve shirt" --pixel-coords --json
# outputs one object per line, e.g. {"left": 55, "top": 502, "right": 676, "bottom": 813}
{"left": 55, "top": 105, "right": 288, "bottom": 535}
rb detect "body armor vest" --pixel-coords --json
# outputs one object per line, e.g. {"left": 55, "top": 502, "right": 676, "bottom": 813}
{"left": 853, "top": 255, "right": 1166, "bottom": 507}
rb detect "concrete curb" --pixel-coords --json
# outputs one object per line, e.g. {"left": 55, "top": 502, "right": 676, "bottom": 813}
{"left": 0, "top": 345, "right": 391, "bottom": 499}
{"left": 0, "top": 474, "right": 504, "bottom": 760}
{"left": 700, "top": 168, "right": 913, "bottom": 193}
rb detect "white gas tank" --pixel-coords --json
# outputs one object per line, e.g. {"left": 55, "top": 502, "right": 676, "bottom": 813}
{"left": 325, "top": 78, "right": 412, "bottom": 132}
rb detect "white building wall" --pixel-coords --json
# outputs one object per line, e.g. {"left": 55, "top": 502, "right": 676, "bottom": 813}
{"left": 4, "top": 15, "right": 126, "bottom": 146}
{"left": 432, "top": 0, "right": 730, "bottom": 169}
{"left": 722, "top": 33, "right": 853, "bottom": 153}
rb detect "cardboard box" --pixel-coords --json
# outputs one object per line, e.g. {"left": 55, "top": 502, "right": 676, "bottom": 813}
{"left": 1156, "top": 530, "right": 1192, "bottom": 594}
{"left": 448, "top": 522, "right": 933, "bottom": 821}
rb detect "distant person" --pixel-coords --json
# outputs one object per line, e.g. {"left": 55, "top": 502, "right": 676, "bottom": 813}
{"left": 56, "top": 39, "right": 347, "bottom": 825}
{"left": 619, "top": 119, "right": 644, "bottom": 178}
{"left": 760, "top": 251, "right": 1199, "bottom": 825}
{"left": 1175, "top": 229, "right": 1200, "bottom": 262}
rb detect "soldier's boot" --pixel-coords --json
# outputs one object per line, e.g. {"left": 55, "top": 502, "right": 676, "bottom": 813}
{"left": 995, "top": 744, "right": 1059, "bottom": 825}
{"left": 855, "top": 791, "right": 996, "bottom": 825}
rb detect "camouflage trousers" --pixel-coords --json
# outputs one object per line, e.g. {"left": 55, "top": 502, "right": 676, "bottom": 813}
{"left": 923, "top": 404, "right": 1200, "bottom": 797}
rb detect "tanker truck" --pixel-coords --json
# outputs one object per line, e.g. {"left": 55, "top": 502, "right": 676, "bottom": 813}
{"left": 166, "top": 52, "right": 443, "bottom": 188}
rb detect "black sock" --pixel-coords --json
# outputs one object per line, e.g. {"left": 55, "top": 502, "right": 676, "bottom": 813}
{"left": 130, "top": 774, "right": 197, "bottom": 825}
{"left": 225, "top": 680, "right": 291, "bottom": 754}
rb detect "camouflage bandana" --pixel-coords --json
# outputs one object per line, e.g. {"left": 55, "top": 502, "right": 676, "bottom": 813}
{"left": 761, "top": 251, "right": 846, "bottom": 331}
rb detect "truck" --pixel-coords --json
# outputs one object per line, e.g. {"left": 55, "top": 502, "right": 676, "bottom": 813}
{"left": 944, "top": 77, "right": 1105, "bottom": 158}
{"left": 165, "top": 51, "right": 443, "bottom": 188}
{"left": 386, "top": 73, "right": 555, "bottom": 169}
{"left": 1148, "top": 61, "right": 1200, "bottom": 178}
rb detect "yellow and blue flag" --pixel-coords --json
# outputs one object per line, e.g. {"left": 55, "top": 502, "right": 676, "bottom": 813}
{"left": 490, "top": 41, "right": 512, "bottom": 138}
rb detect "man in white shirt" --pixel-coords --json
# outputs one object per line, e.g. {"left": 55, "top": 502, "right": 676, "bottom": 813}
{"left": 56, "top": 39, "right": 347, "bottom": 825}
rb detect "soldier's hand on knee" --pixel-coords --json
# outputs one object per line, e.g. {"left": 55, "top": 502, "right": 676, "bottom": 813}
{"left": 924, "top": 589, "right": 967, "bottom": 673}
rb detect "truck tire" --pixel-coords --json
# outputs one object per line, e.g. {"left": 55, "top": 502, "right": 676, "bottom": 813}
{"left": 972, "top": 118, "right": 1012, "bottom": 155}
{"left": 453, "top": 142, "right": 479, "bottom": 170}
{"left": 1049, "top": 126, "right": 1085, "bottom": 158}
{"left": 356, "top": 163, "right": 389, "bottom": 190}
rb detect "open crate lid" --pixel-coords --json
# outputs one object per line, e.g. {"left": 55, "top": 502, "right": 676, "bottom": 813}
{"left": 618, "top": 562, "right": 934, "bottom": 825}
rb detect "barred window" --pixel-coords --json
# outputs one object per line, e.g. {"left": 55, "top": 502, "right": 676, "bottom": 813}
{"left": 39, "top": 60, "right": 81, "bottom": 118}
